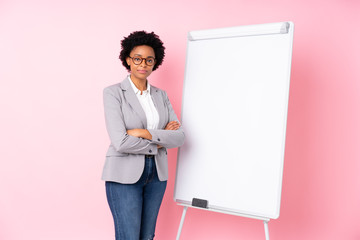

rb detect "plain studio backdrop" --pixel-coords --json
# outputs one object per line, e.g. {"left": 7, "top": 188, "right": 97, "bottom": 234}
{"left": 0, "top": 0, "right": 359, "bottom": 239}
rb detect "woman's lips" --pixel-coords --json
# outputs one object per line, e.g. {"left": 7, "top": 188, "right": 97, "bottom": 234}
{"left": 138, "top": 70, "right": 147, "bottom": 74}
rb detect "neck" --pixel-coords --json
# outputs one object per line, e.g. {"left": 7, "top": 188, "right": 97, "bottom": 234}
{"left": 130, "top": 75, "right": 147, "bottom": 91}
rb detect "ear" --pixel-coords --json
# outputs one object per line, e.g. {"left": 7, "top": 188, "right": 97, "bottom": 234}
{"left": 126, "top": 57, "right": 131, "bottom": 66}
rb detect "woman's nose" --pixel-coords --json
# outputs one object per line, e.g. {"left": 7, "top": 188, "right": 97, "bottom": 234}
{"left": 140, "top": 59, "right": 147, "bottom": 67}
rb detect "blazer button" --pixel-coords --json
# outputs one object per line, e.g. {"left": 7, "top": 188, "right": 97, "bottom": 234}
{"left": 149, "top": 149, "right": 152, "bottom": 153}
{"left": 157, "top": 138, "right": 161, "bottom": 141}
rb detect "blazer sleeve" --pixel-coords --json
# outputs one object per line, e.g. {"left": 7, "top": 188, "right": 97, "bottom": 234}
{"left": 148, "top": 91, "right": 185, "bottom": 149}
{"left": 103, "top": 87, "right": 158, "bottom": 155}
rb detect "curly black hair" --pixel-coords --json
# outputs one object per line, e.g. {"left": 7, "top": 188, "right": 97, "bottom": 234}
{"left": 119, "top": 31, "right": 165, "bottom": 71}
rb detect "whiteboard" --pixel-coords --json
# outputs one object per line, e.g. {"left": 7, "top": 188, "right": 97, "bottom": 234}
{"left": 174, "top": 22, "right": 294, "bottom": 219}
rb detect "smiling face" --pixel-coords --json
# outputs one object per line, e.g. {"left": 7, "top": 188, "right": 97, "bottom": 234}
{"left": 126, "top": 45, "right": 155, "bottom": 83}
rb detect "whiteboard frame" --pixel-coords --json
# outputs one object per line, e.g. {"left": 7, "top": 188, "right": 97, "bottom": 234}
{"left": 174, "top": 21, "right": 294, "bottom": 220}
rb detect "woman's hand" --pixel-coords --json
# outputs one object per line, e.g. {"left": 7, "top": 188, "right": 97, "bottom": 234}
{"left": 165, "top": 121, "right": 181, "bottom": 130}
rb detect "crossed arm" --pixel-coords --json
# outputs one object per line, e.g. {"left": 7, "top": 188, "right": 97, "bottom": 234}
{"left": 126, "top": 121, "right": 181, "bottom": 148}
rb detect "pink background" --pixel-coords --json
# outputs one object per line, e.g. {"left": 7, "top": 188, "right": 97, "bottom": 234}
{"left": 1, "top": 0, "right": 359, "bottom": 239}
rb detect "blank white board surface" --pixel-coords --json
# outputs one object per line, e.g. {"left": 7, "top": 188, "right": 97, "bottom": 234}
{"left": 174, "top": 22, "right": 294, "bottom": 219}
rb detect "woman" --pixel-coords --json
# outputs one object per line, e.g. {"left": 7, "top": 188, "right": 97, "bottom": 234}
{"left": 102, "top": 31, "right": 185, "bottom": 240}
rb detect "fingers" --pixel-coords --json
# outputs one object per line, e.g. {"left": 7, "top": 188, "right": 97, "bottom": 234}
{"left": 165, "top": 121, "right": 181, "bottom": 130}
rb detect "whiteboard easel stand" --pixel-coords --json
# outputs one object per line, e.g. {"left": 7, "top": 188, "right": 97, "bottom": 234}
{"left": 176, "top": 203, "right": 271, "bottom": 240}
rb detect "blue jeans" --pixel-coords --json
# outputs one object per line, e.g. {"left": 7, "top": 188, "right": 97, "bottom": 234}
{"left": 105, "top": 155, "right": 167, "bottom": 240}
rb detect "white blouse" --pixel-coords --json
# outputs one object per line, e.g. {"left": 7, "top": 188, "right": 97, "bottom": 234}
{"left": 128, "top": 76, "right": 160, "bottom": 130}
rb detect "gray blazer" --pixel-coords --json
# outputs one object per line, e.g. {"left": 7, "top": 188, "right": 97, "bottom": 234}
{"left": 101, "top": 77, "right": 185, "bottom": 184}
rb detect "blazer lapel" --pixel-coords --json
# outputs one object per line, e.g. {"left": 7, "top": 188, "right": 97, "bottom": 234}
{"left": 120, "top": 77, "right": 147, "bottom": 129}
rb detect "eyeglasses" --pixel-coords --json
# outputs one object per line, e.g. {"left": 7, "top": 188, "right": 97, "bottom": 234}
{"left": 129, "top": 56, "right": 156, "bottom": 66}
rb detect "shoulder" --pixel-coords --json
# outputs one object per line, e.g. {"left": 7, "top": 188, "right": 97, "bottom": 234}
{"left": 150, "top": 84, "right": 167, "bottom": 97}
{"left": 103, "top": 77, "right": 129, "bottom": 95}
{"left": 104, "top": 82, "right": 121, "bottom": 93}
